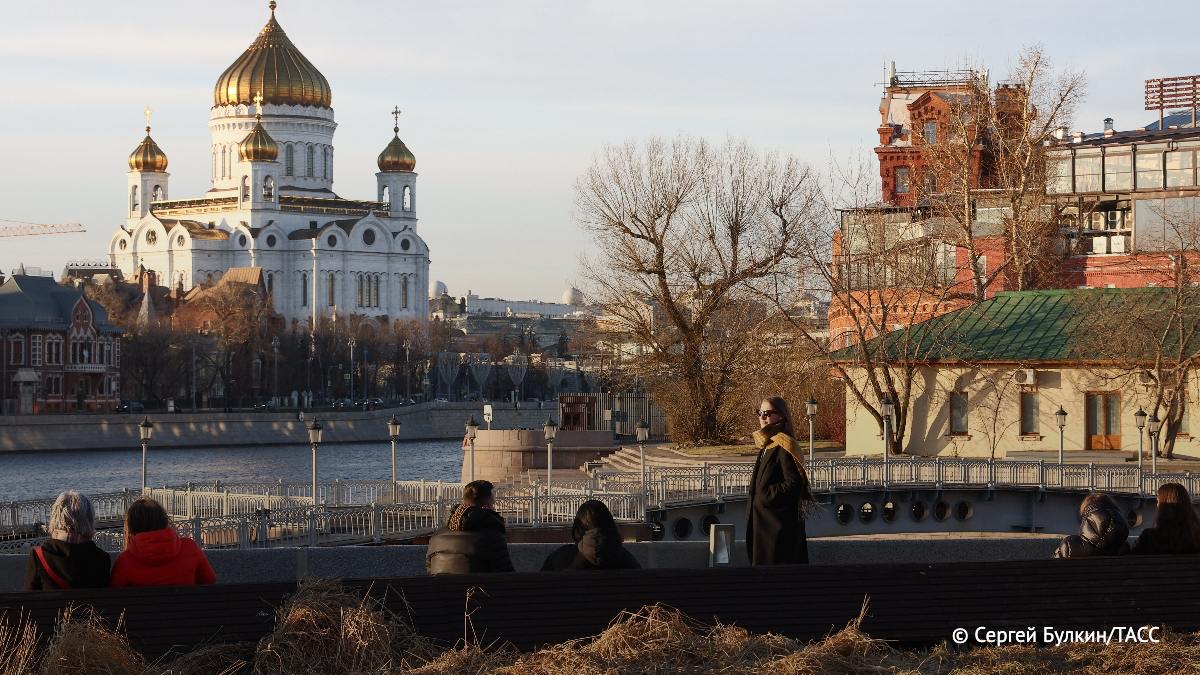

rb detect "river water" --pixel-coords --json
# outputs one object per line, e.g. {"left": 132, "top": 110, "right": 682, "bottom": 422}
{"left": 0, "top": 440, "right": 464, "bottom": 502}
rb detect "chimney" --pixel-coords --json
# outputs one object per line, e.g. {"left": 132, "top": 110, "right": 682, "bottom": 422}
{"left": 1103, "top": 117, "right": 1115, "bottom": 137}
{"left": 1072, "top": 131, "right": 1084, "bottom": 143}
{"left": 1053, "top": 126, "right": 1069, "bottom": 141}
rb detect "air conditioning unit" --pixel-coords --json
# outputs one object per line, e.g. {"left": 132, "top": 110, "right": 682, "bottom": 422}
{"left": 1110, "top": 235, "right": 1129, "bottom": 254}
{"left": 1012, "top": 369, "right": 1037, "bottom": 385}
{"left": 1137, "top": 370, "right": 1157, "bottom": 386}
{"left": 1091, "top": 236, "right": 1109, "bottom": 254}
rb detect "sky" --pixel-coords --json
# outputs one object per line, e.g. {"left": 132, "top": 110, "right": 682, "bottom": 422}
{"left": 0, "top": 0, "right": 1195, "bottom": 302}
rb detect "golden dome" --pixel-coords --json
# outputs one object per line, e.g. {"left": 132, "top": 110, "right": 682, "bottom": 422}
{"left": 128, "top": 127, "right": 168, "bottom": 172}
{"left": 378, "top": 128, "right": 416, "bottom": 172}
{"left": 239, "top": 119, "right": 279, "bottom": 162}
{"left": 213, "top": 3, "right": 332, "bottom": 109}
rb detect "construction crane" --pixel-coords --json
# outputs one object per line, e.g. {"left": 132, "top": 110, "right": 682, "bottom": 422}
{"left": 0, "top": 218, "right": 86, "bottom": 238}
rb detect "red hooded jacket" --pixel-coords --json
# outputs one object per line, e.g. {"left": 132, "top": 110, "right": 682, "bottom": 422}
{"left": 110, "top": 528, "right": 216, "bottom": 587}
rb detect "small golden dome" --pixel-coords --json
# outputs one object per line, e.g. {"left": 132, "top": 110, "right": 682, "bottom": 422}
{"left": 213, "top": 3, "right": 332, "bottom": 109}
{"left": 128, "top": 127, "right": 168, "bottom": 172}
{"left": 239, "top": 119, "right": 279, "bottom": 162}
{"left": 378, "top": 128, "right": 416, "bottom": 172}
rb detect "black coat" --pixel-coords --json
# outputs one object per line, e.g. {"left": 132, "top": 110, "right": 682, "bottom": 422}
{"left": 746, "top": 432, "right": 812, "bottom": 565}
{"left": 1054, "top": 502, "right": 1130, "bottom": 558}
{"left": 1132, "top": 527, "right": 1200, "bottom": 555}
{"left": 540, "top": 527, "right": 641, "bottom": 571}
{"left": 426, "top": 504, "right": 515, "bottom": 574}
{"left": 24, "top": 539, "right": 111, "bottom": 591}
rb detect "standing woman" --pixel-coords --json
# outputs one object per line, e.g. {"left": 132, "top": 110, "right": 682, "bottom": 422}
{"left": 747, "top": 397, "right": 814, "bottom": 565}
{"left": 1133, "top": 482, "right": 1200, "bottom": 555}
{"left": 24, "top": 491, "right": 111, "bottom": 590}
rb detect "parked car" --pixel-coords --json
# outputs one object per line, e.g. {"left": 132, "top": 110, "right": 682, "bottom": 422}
{"left": 116, "top": 400, "right": 145, "bottom": 414}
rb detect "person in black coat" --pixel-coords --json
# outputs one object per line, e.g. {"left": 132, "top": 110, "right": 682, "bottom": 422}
{"left": 1054, "top": 493, "right": 1130, "bottom": 558}
{"left": 1133, "top": 482, "right": 1200, "bottom": 555}
{"left": 426, "top": 480, "right": 516, "bottom": 574}
{"left": 746, "top": 396, "right": 814, "bottom": 566}
{"left": 24, "top": 490, "right": 111, "bottom": 591}
{"left": 541, "top": 499, "right": 640, "bottom": 571}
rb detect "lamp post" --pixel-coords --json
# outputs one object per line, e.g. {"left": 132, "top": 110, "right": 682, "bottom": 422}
{"left": 307, "top": 419, "right": 323, "bottom": 505}
{"left": 880, "top": 395, "right": 894, "bottom": 481}
{"left": 403, "top": 339, "right": 410, "bottom": 402}
{"left": 348, "top": 336, "right": 356, "bottom": 403}
{"left": 636, "top": 418, "right": 650, "bottom": 505}
{"left": 387, "top": 414, "right": 401, "bottom": 503}
{"left": 1135, "top": 407, "right": 1147, "bottom": 488}
{"left": 543, "top": 418, "right": 558, "bottom": 499}
{"left": 138, "top": 417, "right": 154, "bottom": 492}
{"left": 465, "top": 416, "right": 480, "bottom": 482}
{"left": 806, "top": 396, "right": 818, "bottom": 466}
{"left": 271, "top": 336, "right": 280, "bottom": 407}
{"left": 1055, "top": 405, "right": 1068, "bottom": 466}
{"left": 1149, "top": 413, "right": 1161, "bottom": 477}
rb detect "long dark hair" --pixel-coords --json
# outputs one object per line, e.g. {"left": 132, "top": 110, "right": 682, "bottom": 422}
{"left": 571, "top": 500, "right": 618, "bottom": 543}
{"left": 123, "top": 497, "right": 170, "bottom": 548}
{"left": 1152, "top": 483, "right": 1200, "bottom": 553}
{"left": 761, "top": 397, "right": 795, "bottom": 436}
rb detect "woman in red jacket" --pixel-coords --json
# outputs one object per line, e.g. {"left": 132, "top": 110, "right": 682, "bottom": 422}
{"left": 111, "top": 497, "right": 216, "bottom": 587}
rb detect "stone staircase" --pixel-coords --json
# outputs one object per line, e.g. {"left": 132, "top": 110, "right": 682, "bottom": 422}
{"left": 578, "top": 445, "right": 754, "bottom": 473}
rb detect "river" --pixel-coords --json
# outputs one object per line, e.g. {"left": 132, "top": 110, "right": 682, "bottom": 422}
{"left": 0, "top": 440, "right": 463, "bottom": 502}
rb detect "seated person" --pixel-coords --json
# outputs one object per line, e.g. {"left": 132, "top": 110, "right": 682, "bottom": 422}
{"left": 25, "top": 491, "right": 111, "bottom": 590}
{"left": 541, "top": 499, "right": 640, "bottom": 571}
{"left": 1054, "top": 492, "right": 1130, "bottom": 558}
{"left": 426, "top": 480, "right": 515, "bottom": 574}
{"left": 1134, "top": 482, "right": 1200, "bottom": 555}
{"left": 110, "top": 497, "right": 216, "bottom": 587}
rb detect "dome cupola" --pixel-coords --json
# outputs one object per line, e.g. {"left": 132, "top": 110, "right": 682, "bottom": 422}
{"left": 377, "top": 108, "right": 416, "bottom": 172}
{"left": 213, "top": 2, "right": 332, "bottom": 109}
{"left": 239, "top": 97, "right": 279, "bottom": 161}
{"left": 128, "top": 126, "right": 168, "bottom": 172}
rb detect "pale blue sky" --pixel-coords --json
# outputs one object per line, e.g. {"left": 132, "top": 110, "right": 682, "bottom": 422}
{"left": 0, "top": 0, "right": 1192, "bottom": 300}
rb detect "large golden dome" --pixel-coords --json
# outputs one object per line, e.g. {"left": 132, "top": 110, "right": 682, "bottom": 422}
{"left": 378, "top": 129, "right": 416, "bottom": 172}
{"left": 213, "top": 2, "right": 332, "bottom": 109}
{"left": 128, "top": 127, "right": 168, "bottom": 172}
{"left": 239, "top": 119, "right": 279, "bottom": 162}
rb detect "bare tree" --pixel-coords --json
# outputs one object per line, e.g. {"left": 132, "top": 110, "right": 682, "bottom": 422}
{"left": 576, "top": 137, "right": 819, "bottom": 444}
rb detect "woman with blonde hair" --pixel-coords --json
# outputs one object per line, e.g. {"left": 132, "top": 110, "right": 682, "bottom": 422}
{"left": 24, "top": 490, "right": 111, "bottom": 590}
{"left": 746, "top": 396, "right": 814, "bottom": 565}
{"left": 1133, "top": 483, "right": 1200, "bottom": 555}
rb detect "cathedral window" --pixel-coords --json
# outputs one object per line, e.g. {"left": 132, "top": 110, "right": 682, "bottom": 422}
{"left": 301, "top": 273, "right": 308, "bottom": 307}
{"left": 176, "top": 235, "right": 185, "bottom": 247}
{"left": 285, "top": 145, "right": 295, "bottom": 176}
{"left": 221, "top": 147, "right": 227, "bottom": 178}
{"left": 402, "top": 186, "right": 412, "bottom": 211}
{"left": 146, "top": 231, "right": 157, "bottom": 245}
{"left": 381, "top": 186, "right": 390, "bottom": 204}
{"left": 152, "top": 185, "right": 163, "bottom": 201}
{"left": 306, "top": 145, "right": 315, "bottom": 177}
{"left": 130, "top": 186, "right": 139, "bottom": 212}
{"left": 212, "top": 151, "right": 217, "bottom": 180}
{"left": 402, "top": 276, "right": 409, "bottom": 309}
{"left": 119, "top": 240, "right": 127, "bottom": 251}
{"left": 373, "top": 276, "right": 380, "bottom": 307}
{"left": 322, "top": 147, "right": 328, "bottom": 178}
{"left": 263, "top": 176, "right": 275, "bottom": 200}
{"left": 328, "top": 273, "right": 336, "bottom": 307}
{"left": 241, "top": 176, "right": 249, "bottom": 202}
{"left": 363, "top": 229, "right": 375, "bottom": 246}
{"left": 400, "top": 238, "right": 411, "bottom": 251}
{"left": 356, "top": 274, "right": 363, "bottom": 307}
{"left": 266, "top": 273, "right": 274, "bottom": 295}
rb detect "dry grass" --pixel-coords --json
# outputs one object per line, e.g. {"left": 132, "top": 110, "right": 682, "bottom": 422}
{"left": 154, "top": 642, "right": 253, "bottom": 675}
{"left": 37, "top": 606, "right": 144, "bottom": 675}
{"left": 0, "top": 612, "right": 40, "bottom": 675}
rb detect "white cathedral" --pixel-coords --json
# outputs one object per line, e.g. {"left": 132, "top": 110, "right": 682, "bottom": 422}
{"left": 108, "top": 2, "right": 430, "bottom": 325}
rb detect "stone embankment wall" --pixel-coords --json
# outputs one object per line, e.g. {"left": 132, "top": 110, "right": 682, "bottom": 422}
{"left": 0, "top": 403, "right": 560, "bottom": 453}
{"left": 466, "top": 429, "right": 617, "bottom": 483}
{"left": 0, "top": 536, "right": 1061, "bottom": 591}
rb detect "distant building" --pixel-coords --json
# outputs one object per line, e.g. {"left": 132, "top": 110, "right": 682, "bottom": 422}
{"left": 464, "top": 286, "right": 592, "bottom": 318}
{"left": 0, "top": 274, "right": 122, "bottom": 413}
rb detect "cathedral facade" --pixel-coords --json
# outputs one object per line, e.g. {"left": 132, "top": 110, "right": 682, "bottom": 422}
{"left": 108, "top": 2, "right": 430, "bottom": 326}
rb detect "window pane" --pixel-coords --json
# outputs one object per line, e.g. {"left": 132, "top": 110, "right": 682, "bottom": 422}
{"left": 1136, "top": 152, "right": 1163, "bottom": 189}
{"left": 950, "top": 392, "right": 968, "bottom": 434}
{"left": 1075, "top": 156, "right": 1102, "bottom": 192}
{"left": 1166, "top": 151, "right": 1195, "bottom": 187}
{"left": 923, "top": 121, "right": 937, "bottom": 144}
{"left": 1105, "top": 394, "right": 1120, "bottom": 434}
{"left": 895, "top": 167, "right": 910, "bottom": 194}
{"left": 1020, "top": 391, "right": 1039, "bottom": 435}
{"left": 1104, "top": 154, "right": 1131, "bottom": 191}
{"left": 1048, "top": 158, "right": 1072, "bottom": 194}
{"left": 1086, "top": 394, "right": 1102, "bottom": 435}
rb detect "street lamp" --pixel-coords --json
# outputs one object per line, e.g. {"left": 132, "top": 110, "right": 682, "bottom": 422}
{"left": 387, "top": 414, "right": 401, "bottom": 503}
{"left": 806, "top": 396, "right": 819, "bottom": 465}
{"left": 636, "top": 418, "right": 650, "bottom": 504}
{"left": 348, "top": 336, "right": 356, "bottom": 403}
{"left": 1149, "top": 412, "right": 1161, "bottom": 476}
{"left": 307, "top": 419, "right": 323, "bottom": 505}
{"left": 1055, "top": 406, "right": 1068, "bottom": 466}
{"left": 465, "top": 416, "right": 480, "bottom": 482}
{"left": 880, "top": 395, "right": 894, "bottom": 480}
{"left": 138, "top": 417, "right": 154, "bottom": 492}
{"left": 1135, "top": 407, "right": 1147, "bottom": 483}
{"left": 543, "top": 418, "right": 558, "bottom": 498}
{"left": 271, "top": 336, "right": 280, "bottom": 407}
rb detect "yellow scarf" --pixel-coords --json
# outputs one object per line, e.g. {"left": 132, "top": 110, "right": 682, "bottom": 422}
{"left": 751, "top": 429, "right": 803, "bottom": 466}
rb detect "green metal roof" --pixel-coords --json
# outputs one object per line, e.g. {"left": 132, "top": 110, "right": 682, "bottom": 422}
{"left": 831, "top": 288, "right": 1200, "bottom": 364}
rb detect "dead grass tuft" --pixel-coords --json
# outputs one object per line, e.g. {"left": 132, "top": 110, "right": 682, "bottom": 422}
{"left": 37, "top": 606, "right": 144, "bottom": 675}
{"left": 154, "top": 642, "right": 254, "bottom": 675}
{"left": 0, "top": 612, "right": 40, "bottom": 675}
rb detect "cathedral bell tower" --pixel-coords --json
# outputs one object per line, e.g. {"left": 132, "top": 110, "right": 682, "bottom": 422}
{"left": 127, "top": 107, "right": 169, "bottom": 228}
{"left": 238, "top": 93, "right": 281, "bottom": 210}
{"left": 376, "top": 107, "right": 417, "bottom": 222}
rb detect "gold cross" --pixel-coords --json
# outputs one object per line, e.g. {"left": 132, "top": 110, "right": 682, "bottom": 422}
{"left": 253, "top": 92, "right": 264, "bottom": 118}
{"left": 143, "top": 106, "right": 152, "bottom": 132}
{"left": 391, "top": 106, "right": 401, "bottom": 132}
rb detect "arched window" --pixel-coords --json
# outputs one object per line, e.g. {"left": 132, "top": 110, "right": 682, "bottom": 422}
{"left": 262, "top": 176, "right": 275, "bottom": 200}
{"left": 322, "top": 147, "right": 328, "bottom": 178}
{"left": 306, "top": 145, "right": 315, "bottom": 177}
{"left": 402, "top": 186, "right": 412, "bottom": 211}
{"left": 372, "top": 276, "right": 380, "bottom": 308}
{"left": 301, "top": 272, "right": 308, "bottom": 307}
{"left": 241, "top": 176, "right": 249, "bottom": 202}
{"left": 152, "top": 185, "right": 163, "bottom": 201}
{"left": 327, "top": 273, "right": 336, "bottom": 307}
{"left": 130, "top": 185, "right": 139, "bottom": 212}
{"left": 356, "top": 274, "right": 363, "bottom": 307}
{"left": 221, "top": 147, "right": 227, "bottom": 178}
{"left": 381, "top": 185, "right": 390, "bottom": 204}
{"left": 401, "top": 276, "right": 409, "bottom": 309}
{"left": 285, "top": 145, "right": 295, "bottom": 177}
{"left": 212, "top": 151, "right": 217, "bottom": 180}
{"left": 266, "top": 272, "right": 274, "bottom": 295}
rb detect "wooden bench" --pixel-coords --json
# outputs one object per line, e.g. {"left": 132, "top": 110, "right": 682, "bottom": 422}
{"left": 2, "top": 555, "right": 1198, "bottom": 659}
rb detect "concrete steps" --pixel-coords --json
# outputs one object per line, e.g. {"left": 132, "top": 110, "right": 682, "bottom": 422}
{"left": 579, "top": 445, "right": 755, "bottom": 473}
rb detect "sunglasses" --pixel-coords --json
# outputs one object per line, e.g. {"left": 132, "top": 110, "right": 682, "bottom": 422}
{"left": 756, "top": 410, "right": 780, "bottom": 419}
